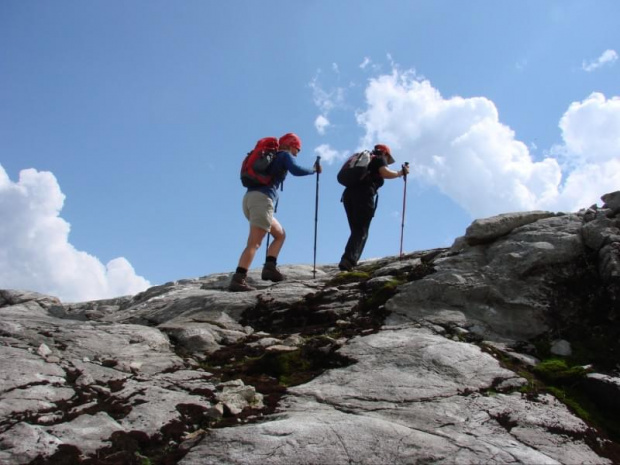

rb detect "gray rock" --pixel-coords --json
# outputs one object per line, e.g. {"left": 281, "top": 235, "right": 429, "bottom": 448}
{"left": 550, "top": 339, "right": 572, "bottom": 356}
{"left": 584, "top": 373, "right": 620, "bottom": 413}
{"left": 601, "top": 191, "right": 620, "bottom": 214}
{"left": 372, "top": 257, "right": 422, "bottom": 276}
{"left": 181, "top": 327, "right": 608, "bottom": 465}
{"left": 386, "top": 214, "right": 584, "bottom": 341}
{"left": 0, "top": 383, "right": 75, "bottom": 419}
{"left": 581, "top": 211, "right": 620, "bottom": 251}
{"left": 1, "top": 197, "right": 619, "bottom": 464}
{"left": 599, "top": 242, "right": 620, "bottom": 281}
{"left": 114, "top": 381, "right": 213, "bottom": 435}
{"left": 0, "top": 422, "right": 63, "bottom": 465}
{"left": 464, "top": 211, "right": 557, "bottom": 244}
{"left": 0, "top": 289, "right": 61, "bottom": 308}
{"left": 46, "top": 412, "right": 124, "bottom": 455}
{"left": 215, "top": 380, "right": 264, "bottom": 415}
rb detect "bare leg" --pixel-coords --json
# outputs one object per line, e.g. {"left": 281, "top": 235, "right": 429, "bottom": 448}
{"left": 237, "top": 225, "right": 268, "bottom": 270}
{"left": 266, "top": 217, "right": 285, "bottom": 259}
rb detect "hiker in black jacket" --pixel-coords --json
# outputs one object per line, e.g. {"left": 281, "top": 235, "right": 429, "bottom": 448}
{"left": 339, "top": 144, "right": 409, "bottom": 271}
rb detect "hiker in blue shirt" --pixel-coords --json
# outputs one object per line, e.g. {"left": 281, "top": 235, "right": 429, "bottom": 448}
{"left": 229, "top": 133, "right": 322, "bottom": 292}
{"left": 251, "top": 140, "right": 318, "bottom": 204}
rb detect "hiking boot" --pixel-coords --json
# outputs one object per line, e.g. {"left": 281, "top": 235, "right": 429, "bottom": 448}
{"left": 261, "top": 262, "right": 285, "bottom": 282}
{"left": 228, "top": 273, "right": 256, "bottom": 292}
{"left": 338, "top": 258, "right": 353, "bottom": 272}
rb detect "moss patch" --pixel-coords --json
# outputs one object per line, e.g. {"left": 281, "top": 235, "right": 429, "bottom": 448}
{"left": 532, "top": 358, "right": 587, "bottom": 383}
{"left": 327, "top": 271, "right": 371, "bottom": 286}
{"left": 541, "top": 253, "right": 620, "bottom": 371}
{"left": 246, "top": 342, "right": 352, "bottom": 387}
{"left": 484, "top": 338, "right": 620, "bottom": 457}
{"left": 359, "top": 278, "right": 405, "bottom": 313}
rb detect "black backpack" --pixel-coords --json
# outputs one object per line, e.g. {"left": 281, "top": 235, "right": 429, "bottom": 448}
{"left": 337, "top": 151, "right": 374, "bottom": 187}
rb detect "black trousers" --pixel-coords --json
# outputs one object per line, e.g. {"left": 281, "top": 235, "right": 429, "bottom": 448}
{"left": 341, "top": 186, "right": 377, "bottom": 266}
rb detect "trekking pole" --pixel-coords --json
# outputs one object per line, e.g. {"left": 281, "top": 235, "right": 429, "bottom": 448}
{"left": 399, "top": 162, "right": 409, "bottom": 259}
{"left": 313, "top": 156, "right": 321, "bottom": 278}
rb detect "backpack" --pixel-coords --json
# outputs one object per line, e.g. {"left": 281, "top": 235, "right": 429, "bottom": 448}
{"left": 337, "top": 151, "right": 375, "bottom": 187}
{"left": 240, "top": 137, "right": 279, "bottom": 188}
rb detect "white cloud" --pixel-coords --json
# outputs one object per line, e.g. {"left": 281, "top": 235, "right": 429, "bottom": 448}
{"left": 309, "top": 75, "right": 345, "bottom": 114}
{"left": 314, "top": 115, "right": 330, "bottom": 135}
{"left": 0, "top": 165, "right": 151, "bottom": 302}
{"left": 309, "top": 73, "right": 347, "bottom": 136}
{"left": 360, "top": 57, "right": 371, "bottom": 69}
{"left": 356, "top": 68, "right": 620, "bottom": 217}
{"left": 582, "top": 49, "right": 618, "bottom": 72}
{"left": 515, "top": 59, "right": 528, "bottom": 72}
{"left": 314, "top": 144, "right": 348, "bottom": 166}
{"left": 559, "top": 92, "right": 620, "bottom": 162}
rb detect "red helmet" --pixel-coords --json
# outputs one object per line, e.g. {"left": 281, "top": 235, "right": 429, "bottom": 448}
{"left": 374, "top": 144, "right": 395, "bottom": 164}
{"left": 279, "top": 133, "right": 302, "bottom": 151}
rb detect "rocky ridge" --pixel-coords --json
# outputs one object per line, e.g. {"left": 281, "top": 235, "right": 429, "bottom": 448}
{"left": 1, "top": 192, "right": 620, "bottom": 464}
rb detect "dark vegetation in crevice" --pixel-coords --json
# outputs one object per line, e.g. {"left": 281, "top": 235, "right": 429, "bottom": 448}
{"left": 240, "top": 290, "right": 348, "bottom": 336}
{"left": 4, "top": 365, "right": 131, "bottom": 437}
{"left": 463, "top": 250, "right": 620, "bottom": 463}
{"left": 226, "top": 255, "right": 440, "bottom": 423}
{"left": 30, "top": 245, "right": 620, "bottom": 464}
{"left": 483, "top": 345, "right": 620, "bottom": 463}
{"left": 25, "top": 253, "right": 442, "bottom": 465}
{"left": 533, "top": 252, "right": 620, "bottom": 372}
{"left": 479, "top": 252, "right": 620, "bottom": 462}
{"left": 534, "top": 253, "right": 620, "bottom": 446}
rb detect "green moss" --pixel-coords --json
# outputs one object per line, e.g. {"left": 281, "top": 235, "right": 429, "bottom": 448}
{"left": 355, "top": 262, "right": 386, "bottom": 274}
{"left": 532, "top": 331, "right": 620, "bottom": 372}
{"left": 328, "top": 271, "right": 371, "bottom": 286}
{"left": 376, "top": 278, "right": 405, "bottom": 294}
{"left": 516, "top": 357, "right": 620, "bottom": 443}
{"left": 361, "top": 278, "right": 405, "bottom": 309}
{"left": 246, "top": 339, "right": 353, "bottom": 387}
{"left": 567, "top": 331, "right": 620, "bottom": 370}
{"left": 487, "top": 344, "right": 620, "bottom": 443}
{"left": 546, "top": 386, "right": 592, "bottom": 422}
{"left": 531, "top": 337, "right": 552, "bottom": 360}
{"left": 533, "top": 358, "right": 586, "bottom": 383}
{"left": 261, "top": 350, "right": 313, "bottom": 386}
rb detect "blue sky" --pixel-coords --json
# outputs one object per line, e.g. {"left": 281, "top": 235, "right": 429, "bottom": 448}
{"left": 2, "top": 1, "right": 619, "bottom": 302}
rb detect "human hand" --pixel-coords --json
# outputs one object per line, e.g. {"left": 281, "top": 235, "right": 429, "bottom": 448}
{"left": 314, "top": 156, "right": 322, "bottom": 174}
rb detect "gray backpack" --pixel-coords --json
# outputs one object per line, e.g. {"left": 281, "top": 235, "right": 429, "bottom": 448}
{"left": 337, "top": 151, "right": 374, "bottom": 187}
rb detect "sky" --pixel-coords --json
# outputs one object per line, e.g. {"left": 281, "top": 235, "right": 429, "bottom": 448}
{"left": 2, "top": 1, "right": 620, "bottom": 303}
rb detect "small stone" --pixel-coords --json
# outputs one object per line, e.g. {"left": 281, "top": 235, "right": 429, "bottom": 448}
{"left": 550, "top": 339, "right": 572, "bottom": 356}
{"left": 37, "top": 343, "right": 52, "bottom": 358}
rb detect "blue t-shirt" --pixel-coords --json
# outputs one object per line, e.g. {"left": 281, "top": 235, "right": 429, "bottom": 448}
{"left": 247, "top": 150, "right": 315, "bottom": 202}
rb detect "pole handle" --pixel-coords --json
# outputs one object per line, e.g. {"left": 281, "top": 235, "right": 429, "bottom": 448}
{"left": 402, "top": 162, "right": 409, "bottom": 181}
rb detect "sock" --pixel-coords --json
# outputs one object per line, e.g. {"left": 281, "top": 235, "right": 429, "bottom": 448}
{"left": 266, "top": 256, "right": 277, "bottom": 265}
{"left": 236, "top": 267, "right": 248, "bottom": 275}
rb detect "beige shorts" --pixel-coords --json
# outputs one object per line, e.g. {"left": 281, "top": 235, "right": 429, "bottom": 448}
{"left": 242, "top": 191, "right": 274, "bottom": 232}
